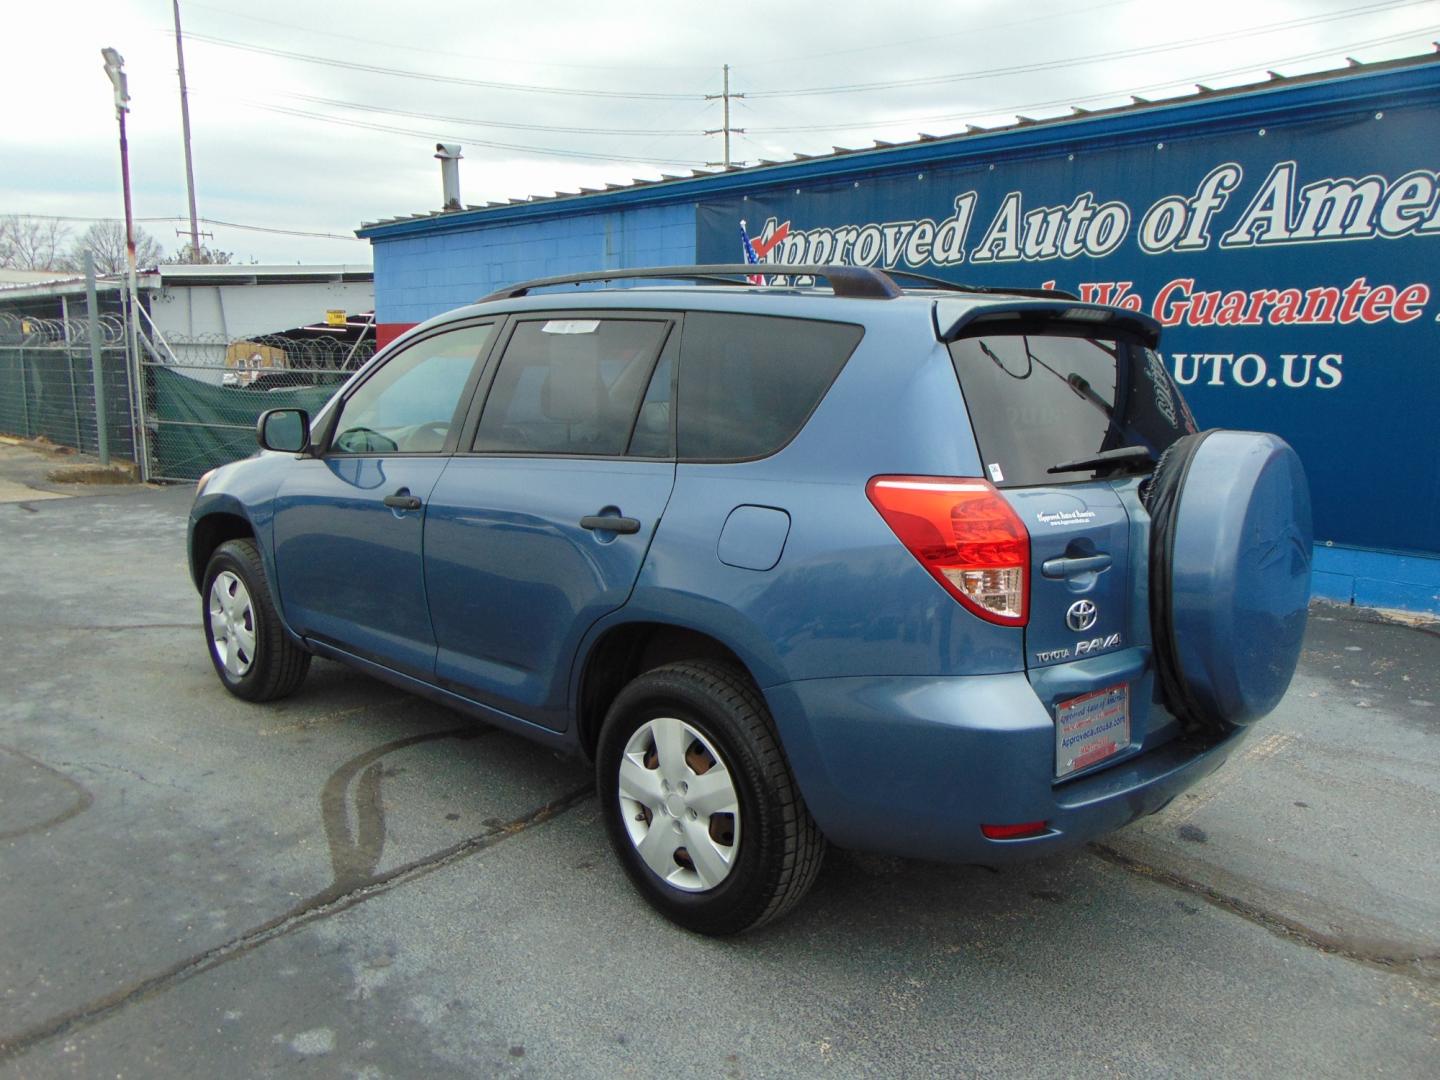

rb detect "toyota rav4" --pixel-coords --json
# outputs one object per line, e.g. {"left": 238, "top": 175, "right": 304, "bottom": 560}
{"left": 188, "top": 264, "right": 1313, "bottom": 935}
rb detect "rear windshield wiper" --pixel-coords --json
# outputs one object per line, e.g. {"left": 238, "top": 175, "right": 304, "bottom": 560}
{"left": 1047, "top": 445, "right": 1155, "bottom": 475}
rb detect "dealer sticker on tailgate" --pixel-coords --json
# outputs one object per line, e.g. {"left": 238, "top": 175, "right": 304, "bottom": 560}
{"left": 1056, "top": 684, "right": 1130, "bottom": 778}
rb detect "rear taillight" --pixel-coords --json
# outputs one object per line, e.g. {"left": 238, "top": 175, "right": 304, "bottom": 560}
{"left": 866, "top": 476, "right": 1029, "bottom": 625}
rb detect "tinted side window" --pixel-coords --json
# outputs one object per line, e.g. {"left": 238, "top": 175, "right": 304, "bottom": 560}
{"left": 473, "top": 318, "right": 670, "bottom": 455}
{"left": 626, "top": 332, "right": 676, "bottom": 458}
{"left": 677, "top": 313, "right": 863, "bottom": 461}
{"left": 948, "top": 333, "right": 1197, "bottom": 487}
{"left": 331, "top": 324, "right": 494, "bottom": 454}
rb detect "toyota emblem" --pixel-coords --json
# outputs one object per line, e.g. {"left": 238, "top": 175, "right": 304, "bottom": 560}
{"left": 1066, "top": 599, "right": 1098, "bottom": 632}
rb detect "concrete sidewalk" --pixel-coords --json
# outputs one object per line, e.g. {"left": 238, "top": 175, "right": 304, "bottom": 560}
{"left": 0, "top": 438, "right": 146, "bottom": 504}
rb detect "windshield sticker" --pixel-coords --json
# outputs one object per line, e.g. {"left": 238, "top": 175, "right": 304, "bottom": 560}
{"left": 1035, "top": 509, "right": 1097, "bottom": 527}
{"left": 987, "top": 463, "right": 1004, "bottom": 482}
{"left": 541, "top": 319, "right": 600, "bottom": 335}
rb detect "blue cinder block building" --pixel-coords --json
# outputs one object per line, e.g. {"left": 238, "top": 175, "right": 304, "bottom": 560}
{"left": 358, "top": 54, "right": 1440, "bottom": 613}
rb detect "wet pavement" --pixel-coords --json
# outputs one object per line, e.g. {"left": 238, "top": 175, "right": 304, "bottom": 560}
{"left": 0, "top": 443, "right": 1436, "bottom": 1077}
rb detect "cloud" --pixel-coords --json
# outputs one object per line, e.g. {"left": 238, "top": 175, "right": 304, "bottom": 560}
{"left": 3, "top": 0, "right": 1435, "bottom": 263}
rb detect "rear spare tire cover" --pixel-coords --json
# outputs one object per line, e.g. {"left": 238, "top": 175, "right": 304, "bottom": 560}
{"left": 1147, "top": 430, "right": 1312, "bottom": 731}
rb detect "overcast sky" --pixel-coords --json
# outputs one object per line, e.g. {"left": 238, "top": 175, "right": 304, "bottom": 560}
{"left": 5, "top": 0, "right": 1436, "bottom": 265}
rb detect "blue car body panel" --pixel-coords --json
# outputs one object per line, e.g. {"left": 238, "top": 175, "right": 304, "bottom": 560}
{"left": 632, "top": 465, "right": 1024, "bottom": 683}
{"left": 273, "top": 455, "right": 451, "bottom": 678}
{"left": 424, "top": 455, "right": 676, "bottom": 729}
{"left": 188, "top": 282, "right": 1311, "bottom": 866}
{"left": 763, "top": 672, "right": 1246, "bottom": 861}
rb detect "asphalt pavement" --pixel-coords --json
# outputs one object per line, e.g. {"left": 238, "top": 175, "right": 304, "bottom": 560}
{"left": 0, "top": 440, "right": 1436, "bottom": 1078}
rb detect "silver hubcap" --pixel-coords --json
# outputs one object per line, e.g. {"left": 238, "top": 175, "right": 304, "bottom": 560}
{"left": 208, "top": 571, "right": 256, "bottom": 678}
{"left": 618, "top": 716, "right": 741, "bottom": 893}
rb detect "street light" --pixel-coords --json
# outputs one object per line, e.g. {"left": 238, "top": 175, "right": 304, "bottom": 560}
{"left": 101, "top": 47, "right": 148, "bottom": 480}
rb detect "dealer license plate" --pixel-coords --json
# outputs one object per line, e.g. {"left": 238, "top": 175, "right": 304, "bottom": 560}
{"left": 1055, "top": 684, "right": 1130, "bottom": 778}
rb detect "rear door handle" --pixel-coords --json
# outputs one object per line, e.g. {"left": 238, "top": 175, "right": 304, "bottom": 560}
{"left": 1041, "top": 553, "right": 1112, "bottom": 579}
{"left": 383, "top": 492, "right": 423, "bottom": 510}
{"left": 580, "top": 515, "right": 641, "bottom": 535}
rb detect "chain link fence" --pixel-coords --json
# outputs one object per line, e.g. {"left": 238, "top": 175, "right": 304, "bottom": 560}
{"left": 0, "top": 311, "right": 375, "bottom": 482}
{"left": 0, "top": 313, "right": 137, "bottom": 462}
{"left": 144, "top": 332, "right": 374, "bottom": 481}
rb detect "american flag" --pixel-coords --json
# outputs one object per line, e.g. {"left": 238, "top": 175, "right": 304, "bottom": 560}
{"left": 739, "top": 219, "right": 765, "bottom": 285}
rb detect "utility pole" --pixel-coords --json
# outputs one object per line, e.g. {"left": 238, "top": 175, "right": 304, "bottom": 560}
{"left": 172, "top": 0, "right": 202, "bottom": 261}
{"left": 101, "top": 47, "right": 148, "bottom": 480}
{"left": 704, "top": 64, "right": 745, "bottom": 169}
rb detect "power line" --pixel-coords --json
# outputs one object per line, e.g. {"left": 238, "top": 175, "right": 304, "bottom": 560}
{"left": 744, "top": 27, "right": 1440, "bottom": 135}
{"left": 233, "top": 100, "right": 707, "bottom": 167}
{"left": 194, "top": 216, "right": 364, "bottom": 240}
{"left": 180, "top": 0, "right": 711, "bottom": 73}
{"left": 740, "top": 0, "right": 1139, "bottom": 68}
{"left": 16, "top": 213, "right": 363, "bottom": 241}
{"left": 192, "top": 88, "right": 704, "bottom": 137}
{"left": 182, "top": 32, "right": 705, "bottom": 100}
{"left": 742, "top": 0, "right": 1434, "bottom": 97}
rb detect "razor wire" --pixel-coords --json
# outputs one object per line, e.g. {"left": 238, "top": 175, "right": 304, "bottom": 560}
{"left": 0, "top": 312, "right": 128, "bottom": 347}
{"left": 157, "top": 331, "right": 375, "bottom": 371}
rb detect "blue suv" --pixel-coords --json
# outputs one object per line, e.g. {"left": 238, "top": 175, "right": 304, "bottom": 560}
{"left": 189, "top": 264, "right": 1312, "bottom": 934}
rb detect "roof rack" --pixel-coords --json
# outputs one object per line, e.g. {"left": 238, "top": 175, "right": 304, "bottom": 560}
{"left": 882, "top": 268, "right": 1078, "bottom": 301}
{"left": 479, "top": 264, "right": 904, "bottom": 302}
{"left": 477, "top": 263, "right": 1078, "bottom": 303}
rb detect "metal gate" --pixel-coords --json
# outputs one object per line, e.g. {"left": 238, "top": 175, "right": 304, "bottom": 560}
{"left": 140, "top": 332, "right": 373, "bottom": 482}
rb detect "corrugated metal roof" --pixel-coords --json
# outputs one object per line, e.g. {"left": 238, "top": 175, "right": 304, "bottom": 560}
{"left": 358, "top": 52, "right": 1440, "bottom": 238}
{"left": 0, "top": 269, "right": 75, "bottom": 286}
{"left": 0, "top": 264, "right": 374, "bottom": 304}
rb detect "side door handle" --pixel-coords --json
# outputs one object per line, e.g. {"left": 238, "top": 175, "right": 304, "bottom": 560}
{"left": 580, "top": 515, "right": 641, "bottom": 535}
{"left": 1041, "top": 553, "right": 1112, "bottom": 579}
{"left": 383, "top": 492, "right": 423, "bottom": 510}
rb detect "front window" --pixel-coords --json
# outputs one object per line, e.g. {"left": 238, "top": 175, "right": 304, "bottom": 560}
{"left": 331, "top": 324, "right": 494, "bottom": 454}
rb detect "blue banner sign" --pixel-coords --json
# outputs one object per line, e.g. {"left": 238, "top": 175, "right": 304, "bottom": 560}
{"left": 697, "top": 98, "right": 1439, "bottom": 557}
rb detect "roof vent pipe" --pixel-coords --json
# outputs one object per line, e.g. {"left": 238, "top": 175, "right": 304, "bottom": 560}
{"left": 435, "top": 143, "right": 462, "bottom": 210}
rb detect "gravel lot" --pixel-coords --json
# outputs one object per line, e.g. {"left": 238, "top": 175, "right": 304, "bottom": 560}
{"left": 1, "top": 441, "right": 1436, "bottom": 1078}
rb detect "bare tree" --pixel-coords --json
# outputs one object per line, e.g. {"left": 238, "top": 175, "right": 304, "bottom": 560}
{"left": 0, "top": 215, "right": 72, "bottom": 270}
{"left": 69, "top": 221, "right": 164, "bottom": 276}
{"left": 164, "top": 243, "right": 235, "bottom": 265}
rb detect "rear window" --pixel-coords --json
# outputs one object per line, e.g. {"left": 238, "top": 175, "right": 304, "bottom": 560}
{"left": 677, "top": 313, "right": 864, "bottom": 461}
{"left": 949, "top": 331, "right": 1196, "bottom": 487}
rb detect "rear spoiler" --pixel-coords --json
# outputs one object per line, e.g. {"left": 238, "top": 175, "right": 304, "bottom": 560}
{"left": 935, "top": 298, "right": 1162, "bottom": 348}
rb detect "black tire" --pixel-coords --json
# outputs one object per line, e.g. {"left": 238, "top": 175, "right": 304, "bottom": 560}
{"left": 1142, "top": 431, "right": 1214, "bottom": 734}
{"left": 596, "top": 660, "right": 825, "bottom": 935}
{"left": 201, "top": 538, "right": 311, "bottom": 702}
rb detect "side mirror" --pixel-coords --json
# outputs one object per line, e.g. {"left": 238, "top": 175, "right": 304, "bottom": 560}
{"left": 257, "top": 408, "right": 311, "bottom": 454}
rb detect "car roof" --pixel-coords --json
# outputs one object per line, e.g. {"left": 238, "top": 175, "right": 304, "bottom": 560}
{"left": 414, "top": 284, "right": 998, "bottom": 336}
{"left": 389, "top": 263, "right": 1159, "bottom": 353}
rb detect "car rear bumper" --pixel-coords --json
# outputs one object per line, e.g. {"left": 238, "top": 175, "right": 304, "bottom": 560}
{"left": 764, "top": 673, "right": 1249, "bottom": 863}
